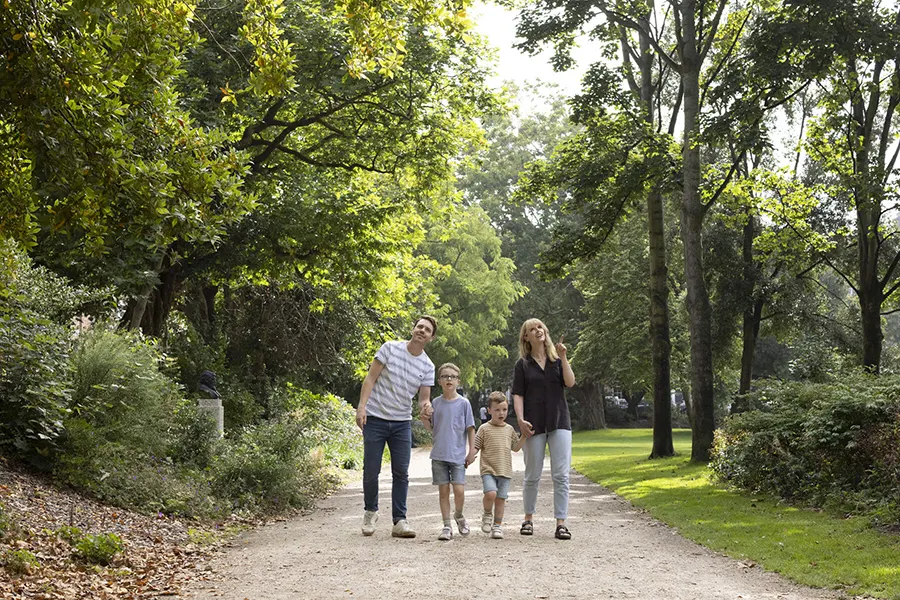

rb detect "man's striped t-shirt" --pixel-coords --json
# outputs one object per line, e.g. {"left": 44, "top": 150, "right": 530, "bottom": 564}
{"left": 366, "top": 341, "right": 435, "bottom": 421}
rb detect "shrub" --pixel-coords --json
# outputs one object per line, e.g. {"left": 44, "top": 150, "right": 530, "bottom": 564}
{"left": 711, "top": 374, "right": 900, "bottom": 525}
{"left": 169, "top": 399, "right": 220, "bottom": 470}
{"left": 0, "top": 502, "right": 17, "bottom": 540}
{"left": 74, "top": 533, "right": 123, "bottom": 565}
{"left": 277, "top": 386, "right": 363, "bottom": 470}
{"left": 210, "top": 417, "right": 340, "bottom": 513}
{"left": 55, "top": 525, "right": 83, "bottom": 544}
{"left": 3, "top": 548, "right": 39, "bottom": 574}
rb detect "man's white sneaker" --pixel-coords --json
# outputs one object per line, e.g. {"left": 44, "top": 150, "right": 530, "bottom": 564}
{"left": 481, "top": 512, "right": 493, "bottom": 533}
{"left": 438, "top": 526, "right": 453, "bottom": 541}
{"left": 490, "top": 524, "right": 504, "bottom": 539}
{"left": 362, "top": 510, "right": 378, "bottom": 536}
{"left": 391, "top": 519, "right": 416, "bottom": 538}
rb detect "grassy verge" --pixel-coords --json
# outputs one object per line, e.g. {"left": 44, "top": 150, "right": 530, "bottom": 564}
{"left": 572, "top": 429, "right": 900, "bottom": 599}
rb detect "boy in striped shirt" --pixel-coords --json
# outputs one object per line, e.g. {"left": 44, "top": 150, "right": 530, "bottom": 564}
{"left": 474, "top": 391, "right": 525, "bottom": 539}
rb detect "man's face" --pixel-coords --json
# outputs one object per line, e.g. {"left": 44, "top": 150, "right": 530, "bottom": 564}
{"left": 412, "top": 318, "right": 435, "bottom": 343}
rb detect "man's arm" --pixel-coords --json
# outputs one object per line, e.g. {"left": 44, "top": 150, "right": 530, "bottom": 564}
{"left": 417, "top": 386, "right": 433, "bottom": 420}
{"left": 356, "top": 359, "right": 385, "bottom": 429}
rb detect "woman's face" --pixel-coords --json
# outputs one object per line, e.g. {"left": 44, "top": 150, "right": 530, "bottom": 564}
{"left": 524, "top": 321, "right": 547, "bottom": 347}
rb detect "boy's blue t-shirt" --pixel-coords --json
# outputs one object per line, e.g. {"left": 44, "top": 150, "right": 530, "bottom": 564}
{"left": 429, "top": 395, "right": 475, "bottom": 465}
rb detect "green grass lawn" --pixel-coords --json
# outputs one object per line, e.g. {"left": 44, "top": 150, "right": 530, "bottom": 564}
{"left": 572, "top": 429, "right": 900, "bottom": 599}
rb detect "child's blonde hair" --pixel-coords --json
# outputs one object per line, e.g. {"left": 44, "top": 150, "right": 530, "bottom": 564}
{"left": 488, "top": 391, "right": 507, "bottom": 407}
{"left": 438, "top": 362, "right": 460, "bottom": 377}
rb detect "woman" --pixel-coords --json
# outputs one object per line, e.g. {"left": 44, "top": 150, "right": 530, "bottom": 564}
{"left": 512, "top": 318, "right": 576, "bottom": 540}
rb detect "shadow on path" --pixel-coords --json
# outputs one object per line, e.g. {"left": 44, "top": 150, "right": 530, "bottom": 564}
{"left": 180, "top": 448, "right": 839, "bottom": 599}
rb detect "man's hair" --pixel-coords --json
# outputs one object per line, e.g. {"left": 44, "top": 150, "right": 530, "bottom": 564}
{"left": 415, "top": 315, "right": 437, "bottom": 337}
{"left": 488, "top": 391, "right": 507, "bottom": 407}
{"left": 438, "top": 362, "right": 460, "bottom": 377}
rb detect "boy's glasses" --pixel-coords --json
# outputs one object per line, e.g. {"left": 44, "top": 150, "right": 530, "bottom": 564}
{"left": 439, "top": 375, "right": 459, "bottom": 381}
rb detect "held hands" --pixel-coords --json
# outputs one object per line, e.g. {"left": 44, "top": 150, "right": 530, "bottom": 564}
{"left": 518, "top": 418, "right": 534, "bottom": 438}
{"left": 555, "top": 334, "right": 567, "bottom": 359}
{"left": 420, "top": 401, "right": 434, "bottom": 420}
{"left": 465, "top": 450, "right": 477, "bottom": 468}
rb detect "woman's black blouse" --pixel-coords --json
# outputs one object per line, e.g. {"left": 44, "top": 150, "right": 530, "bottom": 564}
{"left": 511, "top": 355, "right": 571, "bottom": 434}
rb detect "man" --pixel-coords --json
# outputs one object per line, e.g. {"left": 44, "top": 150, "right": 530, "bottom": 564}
{"left": 356, "top": 316, "right": 437, "bottom": 538}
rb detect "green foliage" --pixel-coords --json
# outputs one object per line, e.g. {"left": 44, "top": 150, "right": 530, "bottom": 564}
{"left": 711, "top": 375, "right": 900, "bottom": 525}
{"left": 573, "top": 429, "right": 900, "bottom": 598}
{"left": 0, "top": 502, "right": 17, "bottom": 540}
{"left": 68, "top": 329, "right": 180, "bottom": 454}
{"left": 74, "top": 533, "right": 124, "bottom": 565}
{"left": 273, "top": 386, "right": 363, "bottom": 470}
{"left": 55, "top": 525, "right": 83, "bottom": 544}
{"left": 210, "top": 417, "right": 339, "bottom": 513}
{"left": 3, "top": 548, "right": 39, "bottom": 575}
{"left": 0, "top": 239, "right": 76, "bottom": 463}
{"left": 423, "top": 202, "right": 525, "bottom": 389}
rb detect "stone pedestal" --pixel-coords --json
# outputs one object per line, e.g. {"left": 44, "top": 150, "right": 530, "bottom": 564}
{"left": 198, "top": 397, "right": 224, "bottom": 438}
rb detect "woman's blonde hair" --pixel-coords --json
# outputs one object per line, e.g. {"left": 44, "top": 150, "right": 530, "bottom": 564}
{"left": 518, "top": 318, "right": 558, "bottom": 361}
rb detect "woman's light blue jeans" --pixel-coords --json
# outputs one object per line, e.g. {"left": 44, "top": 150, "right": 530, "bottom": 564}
{"left": 522, "top": 429, "right": 572, "bottom": 520}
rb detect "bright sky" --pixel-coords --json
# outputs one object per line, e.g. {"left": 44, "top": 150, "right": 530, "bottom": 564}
{"left": 470, "top": 1, "right": 604, "bottom": 113}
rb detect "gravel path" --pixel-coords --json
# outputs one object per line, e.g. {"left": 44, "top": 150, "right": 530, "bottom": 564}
{"left": 181, "top": 448, "right": 841, "bottom": 600}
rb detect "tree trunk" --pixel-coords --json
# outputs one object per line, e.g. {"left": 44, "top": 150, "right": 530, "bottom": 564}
{"left": 733, "top": 216, "right": 764, "bottom": 413}
{"left": 636, "top": 14, "right": 674, "bottom": 459}
{"left": 576, "top": 381, "right": 606, "bottom": 430}
{"left": 648, "top": 187, "right": 674, "bottom": 457}
{"left": 679, "top": 0, "right": 716, "bottom": 462}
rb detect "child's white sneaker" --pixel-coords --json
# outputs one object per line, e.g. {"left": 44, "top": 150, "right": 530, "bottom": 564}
{"left": 481, "top": 512, "right": 493, "bottom": 533}
{"left": 438, "top": 526, "right": 453, "bottom": 541}
{"left": 455, "top": 514, "right": 470, "bottom": 536}
{"left": 490, "top": 524, "right": 504, "bottom": 539}
{"left": 362, "top": 510, "right": 378, "bottom": 536}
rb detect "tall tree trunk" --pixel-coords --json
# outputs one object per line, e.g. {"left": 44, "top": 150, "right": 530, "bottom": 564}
{"left": 733, "top": 215, "right": 765, "bottom": 413}
{"left": 680, "top": 0, "right": 716, "bottom": 462}
{"left": 648, "top": 187, "right": 674, "bottom": 457}
{"left": 636, "top": 13, "right": 674, "bottom": 459}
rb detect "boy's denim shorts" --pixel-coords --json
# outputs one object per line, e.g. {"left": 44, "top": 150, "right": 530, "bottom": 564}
{"left": 481, "top": 474, "right": 511, "bottom": 499}
{"left": 432, "top": 460, "right": 466, "bottom": 485}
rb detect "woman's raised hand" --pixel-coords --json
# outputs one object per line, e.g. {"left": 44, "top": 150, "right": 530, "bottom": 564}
{"left": 555, "top": 334, "right": 567, "bottom": 358}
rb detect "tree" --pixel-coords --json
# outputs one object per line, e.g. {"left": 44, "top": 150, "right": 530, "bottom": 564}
{"left": 422, "top": 202, "right": 525, "bottom": 390}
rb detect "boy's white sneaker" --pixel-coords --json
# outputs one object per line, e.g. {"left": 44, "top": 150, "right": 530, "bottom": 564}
{"left": 362, "top": 510, "right": 378, "bottom": 536}
{"left": 481, "top": 512, "right": 493, "bottom": 533}
{"left": 455, "top": 514, "right": 470, "bottom": 536}
{"left": 391, "top": 519, "right": 416, "bottom": 538}
{"left": 438, "top": 526, "right": 453, "bottom": 541}
{"left": 490, "top": 524, "right": 504, "bottom": 539}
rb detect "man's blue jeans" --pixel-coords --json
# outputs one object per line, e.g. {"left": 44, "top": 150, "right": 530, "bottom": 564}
{"left": 362, "top": 416, "right": 411, "bottom": 524}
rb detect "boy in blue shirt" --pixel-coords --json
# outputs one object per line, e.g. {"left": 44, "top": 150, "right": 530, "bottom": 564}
{"left": 423, "top": 362, "right": 476, "bottom": 540}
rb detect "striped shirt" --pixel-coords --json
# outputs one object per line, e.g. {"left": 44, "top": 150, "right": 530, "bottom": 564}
{"left": 366, "top": 341, "right": 435, "bottom": 421}
{"left": 475, "top": 422, "right": 520, "bottom": 478}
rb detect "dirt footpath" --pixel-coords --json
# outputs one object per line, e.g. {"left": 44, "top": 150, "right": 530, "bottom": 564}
{"left": 180, "top": 448, "right": 841, "bottom": 600}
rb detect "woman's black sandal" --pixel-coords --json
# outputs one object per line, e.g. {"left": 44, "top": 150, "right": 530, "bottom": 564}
{"left": 555, "top": 524, "right": 571, "bottom": 540}
{"left": 520, "top": 520, "right": 533, "bottom": 536}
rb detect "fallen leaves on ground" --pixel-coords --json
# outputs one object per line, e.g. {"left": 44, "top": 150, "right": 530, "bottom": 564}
{"left": 0, "top": 458, "right": 246, "bottom": 599}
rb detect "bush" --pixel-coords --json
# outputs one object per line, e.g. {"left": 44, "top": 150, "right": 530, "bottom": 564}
{"left": 56, "top": 329, "right": 226, "bottom": 517}
{"left": 3, "top": 548, "right": 39, "bottom": 574}
{"left": 711, "top": 374, "right": 900, "bottom": 525}
{"left": 210, "top": 417, "right": 340, "bottom": 513}
{"left": 277, "top": 386, "right": 363, "bottom": 470}
{"left": 0, "top": 240, "right": 76, "bottom": 463}
{"left": 74, "top": 533, "right": 123, "bottom": 565}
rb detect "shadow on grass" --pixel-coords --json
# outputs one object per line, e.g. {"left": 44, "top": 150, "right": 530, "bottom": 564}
{"left": 572, "top": 428, "right": 900, "bottom": 598}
